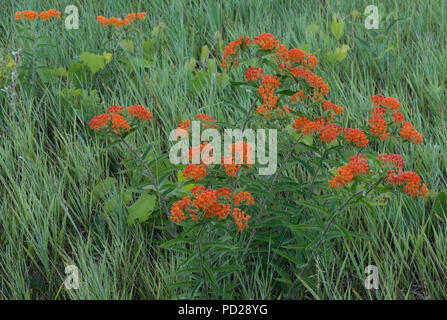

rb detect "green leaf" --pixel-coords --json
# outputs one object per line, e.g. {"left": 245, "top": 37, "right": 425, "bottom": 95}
{"left": 330, "top": 15, "right": 345, "bottom": 40}
{"left": 79, "top": 52, "right": 112, "bottom": 74}
{"left": 120, "top": 40, "right": 134, "bottom": 52}
{"left": 92, "top": 177, "right": 117, "bottom": 201}
{"left": 127, "top": 193, "right": 156, "bottom": 225}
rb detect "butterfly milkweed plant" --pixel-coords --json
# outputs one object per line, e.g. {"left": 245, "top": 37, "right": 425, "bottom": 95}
{"left": 89, "top": 33, "right": 428, "bottom": 299}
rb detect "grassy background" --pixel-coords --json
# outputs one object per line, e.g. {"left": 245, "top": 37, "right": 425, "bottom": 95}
{"left": 0, "top": 0, "right": 446, "bottom": 299}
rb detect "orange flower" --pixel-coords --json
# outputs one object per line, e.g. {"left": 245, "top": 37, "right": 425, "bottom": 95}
{"left": 244, "top": 66, "right": 264, "bottom": 82}
{"left": 344, "top": 128, "right": 368, "bottom": 148}
{"left": 322, "top": 100, "right": 343, "bottom": 115}
{"left": 14, "top": 11, "right": 22, "bottom": 20}
{"left": 289, "top": 90, "right": 305, "bottom": 103}
{"left": 254, "top": 33, "right": 278, "bottom": 50}
{"left": 371, "top": 94, "right": 401, "bottom": 111}
{"left": 127, "top": 105, "right": 152, "bottom": 121}
{"left": 127, "top": 13, "right": 136, "bottom": 21}
{"left": 378, "top": 153, "right": 404, "bottom": 169}
{"left": 329, "top": 154, "right": 369, "bottom": 189}
{"left": 368, "top": 107, "right": 390, "bottom": 141}
{"left": 319, "top": 123, "right": 342, "bottom": 143}
{"left": 183, "top": 163, "right": 208, "bottom": 181}
{"left": 385, "top": 170, "right": 427, "bottom": 198}
{"left": 177, "top": 120, "right": 191, "bottom": 134}
{"left": 39, "top": 11, "right": 50, "bottom": 20}
{"left": 137, "top": 12, "right": 147, "bottom": 20}
{"left": 23, "top": 10, "right": 38, "bottom": 20}
{"left": 400, "top": 121, "right": 423, "bottom": 144}
{"left": 196, "top": 114, "right": 217, "bottom": 129}
{"left": 291, "top": 67, "right": 329, "bottom": 100}
{"left": 111, "top": 114, "right": 130, "bottom": 134}
{"left": 222, "top": 142, "right": 253, "bottom": 178}
{"left": 109, "top": 17, "right": 118, "bottom": 25}
{"left": 256, "top": 74, "right": 281, "bottom": 117}
{"left": 170, "top": 186, "right": 254, "bottom": 231}
{"left": 392, "top": 112, "right": 404, "bottom": 123}
{"left": 89, "top": 114, "right": 111, "bottom": 131}
{"left": 106, "top": 105, "right": 124, "bottom": 114}
{"left": 221, "top": 36, "right": 252, "bottom": 70}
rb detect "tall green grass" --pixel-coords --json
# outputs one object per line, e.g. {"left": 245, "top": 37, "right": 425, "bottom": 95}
{"left": 0, "top": 0, "right": 446, "bottom": 299}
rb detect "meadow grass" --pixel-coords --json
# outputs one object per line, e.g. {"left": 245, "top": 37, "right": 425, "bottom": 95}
{"left": 0, "top": 0, "right": 446, "bottom": 299}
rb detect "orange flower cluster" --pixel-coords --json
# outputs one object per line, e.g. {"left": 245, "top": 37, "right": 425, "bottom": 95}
{"left": 329, "top": 154, "right": 370, "bottom": 189}
{"left": 182, "top": 143, "right": 214, "bottom": 181}
{"left": 127, "top": 104, "right": 153, "bottom": 121}
{"left": 196, "top": 113, "right": 217, "bottom": 129}
{"left": 254, "top": 33, "right": 278, "bottom": 50}
{"left": 371, "top": 94, "right": 401, "bottom": 111}
{"left": 256, "top": 74, "right": 283, "bottom": 117}
{"left": 170, "top": 186, "right": 254, "bottom": 231}
{"left": 96, "top": 12, "right": 146, "bottom": 27}
{"left": 221, "top": 36, "right": 252, "bottom": 70}
{"left": 183, "top": 163, "right": 208, "bottom": 181}
{"left": 289, "top": 90, "right": 306, "bottom": 103}
{"left": 89, "top": 104, "right": 152, "bottom": 134}
{"left": 222, "top": 142, "right": 253, "bottom": 177}
{"left": 400, "top": 121, "right": 423, "bottom": 144}
{"left": 176, "top": 114, "right": 217, "bottom": 134}
{"left": 368, "top": 94, "right": 422, "bottom": 144}
{"left": 244, "top": 66, "right": 264, "bottom": 82}
{"left": 344, "top": 128, "right": 368, "bottom": 148}
{"left": 378, "top": 153, "right": 404, "bottom": 169}
{"left": 385, "top": 170, "right": 428, "bottom": 198}
{"left": 15, "top": 9, "right": 61, "bottom": 21}
{"left": 322, "top": 100, "right": 344, "bottom": 115}
{"left": 291, "top": 67, "right": 329, "bottom": 100}
{"left": 368, "top": 106, "right": 390, "bottom": 141}
{"left": 292, "top": 115, "right": 340, "bottom": 143}
{"left": 274, "top": 47, "right": 318, "bottom": 71}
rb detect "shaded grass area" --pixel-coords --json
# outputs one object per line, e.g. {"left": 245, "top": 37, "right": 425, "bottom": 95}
{"left": 0, "top": 0, "right": 446, "bottom": 299}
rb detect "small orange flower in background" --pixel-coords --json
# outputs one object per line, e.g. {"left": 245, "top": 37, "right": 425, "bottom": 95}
{"left": 137, "top": 12, "right": 147, "bottom": 20}
{"left": 329, "top": 154, "right": 370, "bottom": 189}
{"left": 176, "top": 114, "right": 216, "bottom": 134}
{"left": 22, "top": 10, "right": 39, "bottom": 20}
{"left": 98, "top": 13, "right": 143, "bottom": 28}
{"left": 14, "top": 12, "right": 22, "bottom": 20}
{"left": 170, "top": 185, "right": 254, "bottom": 231}
{"left": 344, "top": 128, "right": 368, "bottom": 148}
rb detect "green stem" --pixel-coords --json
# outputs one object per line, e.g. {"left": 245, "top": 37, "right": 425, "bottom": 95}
{"left": 119, "top": 136, "right": 170, "bottom": 218}
{"left": 197, "top": 223, "right": 210, "bottom": 299}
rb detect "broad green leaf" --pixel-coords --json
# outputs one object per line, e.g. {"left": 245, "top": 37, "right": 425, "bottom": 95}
{"left": 330, "top": 15, "right": 345, "bottom": 40}
{"left": 127, "top": 193, "right": 156, "bottom": 225}
{"left": 92, "top": 177, "right": 117, "bottom": 201}
{"left": 79, "top": 52, "right": 112, "bottom": 74}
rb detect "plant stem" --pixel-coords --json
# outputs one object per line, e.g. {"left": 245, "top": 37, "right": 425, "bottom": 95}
{"left": 244, "top": 134, "right": 303, "bottom": 251}
{"left": 197, "top": 223, "right": 210, "bottom": 299}
{"left": 286, "top": 176, "right": 384, "bottom": 298}
{"left": 119, "top": 136, "right": 170, "bottom": 218}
